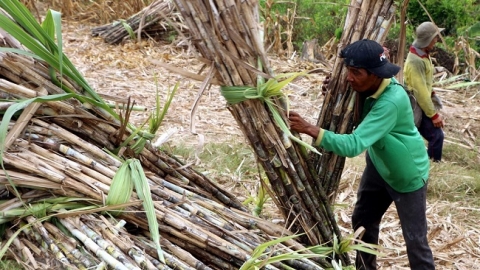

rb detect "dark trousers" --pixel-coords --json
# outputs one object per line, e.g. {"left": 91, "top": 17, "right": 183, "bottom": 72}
{"left": 418, "top": 112, "right": 444, "bottom": 161}
{"left": 352, "top": 154, "right": 435, "bottom": 270}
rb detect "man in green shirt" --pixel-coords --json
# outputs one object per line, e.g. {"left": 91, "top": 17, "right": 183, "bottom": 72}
{"left": 289, "top": 39, "right": 435, "bottom": 269}
{"left": 404, "top": 21, "right": 445, "bottom": 162}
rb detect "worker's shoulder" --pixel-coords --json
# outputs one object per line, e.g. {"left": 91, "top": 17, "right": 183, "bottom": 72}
{"left": 380, "top": 82, "right": 408, "bottom": 103}
{"left": 406, "top": 52, "right": 426, "bottom": 63}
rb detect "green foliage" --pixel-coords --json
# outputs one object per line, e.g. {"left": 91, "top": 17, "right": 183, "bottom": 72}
{"left": 292, "top": 0, "right": 348, "bottom": 46}
{"left": 259, "top": 0, "right": 348, "bottom": 49}
{"left": 406, "top": 0, "right": 480, "bottom": 36}
{"left": 404, "top": 0, "right": 480, "bottom": 57}
{"left": 221, "top": 71, "right": 321, "bottom": 155}
{"left": 119, "top": 19, "right": 136, "bottom": 40}
{"left": 239, "top": 231, "right": 380, "bottom": 269}
{"left": 0, "top": 260, "right": 23, "bottom": 270}
{"left": 259, "top": 0, "right": 479, "bottom": 64}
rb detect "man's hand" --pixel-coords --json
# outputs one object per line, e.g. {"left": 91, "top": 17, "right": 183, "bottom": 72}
{"left": 288, "top": 111, "right": 320, "bottom": 138}
{"left": 432, "top": 114, "right": 444, "bottom": 128}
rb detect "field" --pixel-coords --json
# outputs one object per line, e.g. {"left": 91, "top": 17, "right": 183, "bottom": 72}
{"left": 1, "top": 0, "right": 479, "bottom": 269}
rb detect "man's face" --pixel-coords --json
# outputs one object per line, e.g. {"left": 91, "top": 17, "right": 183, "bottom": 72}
{"left": 426, "top": 35, "right": 439, "bottom": 51}
{"left": 345, "top": 66, "right": 379, "bottom": 92}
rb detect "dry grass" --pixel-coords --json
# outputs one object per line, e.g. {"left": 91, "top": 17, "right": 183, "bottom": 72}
{"left": 21, "top": 0, "right": 154, "bottom": 23}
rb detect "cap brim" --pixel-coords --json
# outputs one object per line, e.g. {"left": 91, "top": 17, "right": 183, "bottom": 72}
{"left": 368, "top": 62, "right": 400, "bottom": 78}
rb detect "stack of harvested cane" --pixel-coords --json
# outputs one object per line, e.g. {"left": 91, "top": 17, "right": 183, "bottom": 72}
{"left": 91, "top": 0, "right": 184, "bottom": 44}
{"left": 0, "top": 52, "right": 330, "bottom": 269}
{"left": 168, "top": 0, "right": 348, "bottom": 265}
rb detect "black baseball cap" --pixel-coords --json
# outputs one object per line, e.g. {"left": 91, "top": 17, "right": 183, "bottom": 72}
{"left": 340, "top": 39, "right": 400, "bottom": 78}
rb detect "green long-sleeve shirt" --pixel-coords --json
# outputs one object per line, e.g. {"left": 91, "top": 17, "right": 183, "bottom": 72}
{"left": 315, "top": 78, "right": 429, "bottom": 193}
{"left": 404, "top": 46, "right": 436, "bottom": 118}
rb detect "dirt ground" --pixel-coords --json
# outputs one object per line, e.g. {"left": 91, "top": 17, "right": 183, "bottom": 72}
{"left": 61, "top": 21, "right": 480, "bottom": 269}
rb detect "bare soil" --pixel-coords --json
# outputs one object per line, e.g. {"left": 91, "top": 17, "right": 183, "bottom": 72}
{"left": 61, "top": 21, "right": 480, "bottom": 270}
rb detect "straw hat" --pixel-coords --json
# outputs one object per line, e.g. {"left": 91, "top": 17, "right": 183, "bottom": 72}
{"left": 413, "top": 22, "right": 445, "bottom": 48}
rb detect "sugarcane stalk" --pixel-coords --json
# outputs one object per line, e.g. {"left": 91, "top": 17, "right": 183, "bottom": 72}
{"left": 227, "top": 104, "right": 290, "bottom": 218}
{"left": 20, "top": 237, "right": 42, "bottom": 257}
{"left": 2, "top": 153, "right": 64, "bottom": 183}
{"left": 18, "top": 220, "right": 49, "bottom": 256}
{"left": 4, "top": 151, "right": 107, "bottom": 200}
{"left": 149, "top": 184, "right": 238, "bottom": 232}
{"left": 93, "top": 220, "right": 154, "bottom": 270}
{"left": 0, "top": 101, "right": 15, "bottom": 110}
{"left": 50, "top": 117, "right": 116, "bottom": 149}
{"left": 91, "top": 0, "right": 178, "bottom": 44}
{"left": 80, "top": 220, "right": 140, "bottom": 270}
{"left": 14, "top": 149, "right": 111, "bottom": 195}
{"left": 25, "top": 216, "right": 71, "bottom": 267}
{"left": 143, "top": 144, "right": 246, "bottom": 210}
{"left": 159, "top": 234, "right": 236, "bottom": 269}
{"left": 127, "top": 213, "right": 235, "bottom": 269}
{"left": 6, "top": 228, "right": 39, "bottom": 269}
{"left": 0, "top": 57, "right": 65, "bottom": 95}
{"left": 142, "top": 252, "right": 175, "bottom": 270}
{"left": 44, "top": 222, "right": 96, "bottom": 268}
{"left": 60, "top": 218, "right": 130, "bottom": 270}
{"left": 158, "top": 236, "right": 213, "bottom": 270}
{"left": 16, "top": 133, "right": 116, "bottom": 182}
{"left": 30, "top": 119, "right": 122, "bottom": 167}
{"left": 24, "top": 140, "right": 114, "bottom": 185}
{"left": 132, "top": 236, "right": 199, "bottom": 270}
{"left": 313, "top": 0, "right": 396, "bottom": 206}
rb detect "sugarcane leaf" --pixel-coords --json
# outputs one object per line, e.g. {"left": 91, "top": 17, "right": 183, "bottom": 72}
{"left": 246, "top": 234, "right": 302, "bottom": 261}
{"left": 267, "top": 102, "right": 321, "bottom": 155}
{"left": 267, "top": 71, "right": 307, "bottom": 93}
{"left": 445, "top": 81, "right": 480, "bottom": 89}
{"left": 309, "top": 245, "right": 334, "bottom": 254}
{"left": 0, "top": 0, "right": 47, "bottom": 44}
{"left": 120, "top": 19, "right": 136, "bottom": 40}
{"left": 0, "top": 1, "right": 121, "bottom": 123}
{"left": 150, "top": 81, "right": 179, "bottom": 133}
{"left": 0, "top": 15, "right": 59, "bottom": 63}
{"left": 106, "top": 161, "right": 133, "bottom": 215}
{"left": 41, "top": 10, "right": 55, "bottom": 44}
{"left": 0, "top": 93, "right": 75, "bottom": 162}
{"left": 43, "top": 10, "right": 63, "bottom": 78}
{"left": 241, "top": 234, "right": 328, "bottom": 270}
{"left": 130, "top": 159, "right": 165, "bottom": 263}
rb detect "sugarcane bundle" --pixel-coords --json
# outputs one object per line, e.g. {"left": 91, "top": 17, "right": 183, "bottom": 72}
{"left": 312, "top": 0, "right": 397, "bottom": 200}
{"left": 91, "top": 0, "right": 185, "bottom": 44}
{"left": 164, "top": 0, "right": 351, "bottom": 265}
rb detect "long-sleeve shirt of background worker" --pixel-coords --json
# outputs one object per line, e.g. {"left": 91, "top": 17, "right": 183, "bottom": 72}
{"left": 403, "top": 46, "right": 437, "bottom": 118}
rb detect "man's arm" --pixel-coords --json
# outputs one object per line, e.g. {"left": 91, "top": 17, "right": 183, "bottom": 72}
{"left": 405, "top": 57, "right": 444, "bottom": 128}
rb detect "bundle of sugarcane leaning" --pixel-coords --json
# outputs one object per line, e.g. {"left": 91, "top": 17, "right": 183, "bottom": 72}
{"left": 0, "top": 1, "right": 334, "bottom": 269}
{"left": 312, "top": 0, "right": 396, "bottom": 200}
{"left": 166, "top": 0, "right": 351, "bottom": 266}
